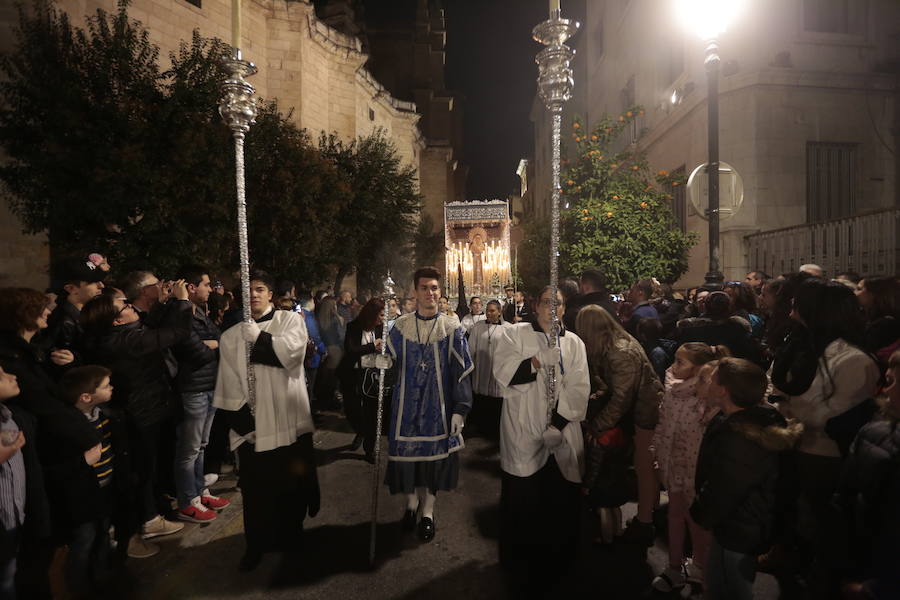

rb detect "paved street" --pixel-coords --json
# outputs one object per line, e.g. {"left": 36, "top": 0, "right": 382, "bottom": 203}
{"left": 128, "top": 413, "right": 780, "bottom": 600}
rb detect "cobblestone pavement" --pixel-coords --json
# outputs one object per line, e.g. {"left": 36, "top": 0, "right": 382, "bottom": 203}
{"left": 127, "top": 412, "right": 779, "bottom": 600}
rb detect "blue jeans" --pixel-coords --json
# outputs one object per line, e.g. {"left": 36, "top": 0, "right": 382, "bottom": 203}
{"left": 65, "top": 518, "right": 111, "bottom": 596}
{"left": 175, "top": 391, "right": 216, "bottom": 508}
{"left": 705, "top": 537, "right": 756, "bottom": 600}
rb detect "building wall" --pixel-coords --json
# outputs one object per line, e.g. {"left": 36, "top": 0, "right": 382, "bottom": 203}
{"left": 0, "top": 0, "right": 433, "bottom": 290}
{"left": 532, "top": 0, "right": 899, "bottom": 285}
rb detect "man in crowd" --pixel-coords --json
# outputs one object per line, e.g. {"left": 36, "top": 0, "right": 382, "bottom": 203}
{"left": 172, "top": 265, "right": 230, "bottom": 523}
{"left": 563, "top": 268, "right": 617, "bottom": 334}
{"left": 744, "top": 271, "right": 769, "bottom": 294}
{"left": 337, "top": 290, "right": 354, "bottom": 322}
{"left": 39, "top": 257, "right": 106, "bottom": 368}
{"left": 120, "top": 271, "right": 163, "bottom": 319}
{"left": 799, "top": 264, "right": 824, "bottom": 278}
{"left": 461, "top": 296, "right": 486, "bottom": 332}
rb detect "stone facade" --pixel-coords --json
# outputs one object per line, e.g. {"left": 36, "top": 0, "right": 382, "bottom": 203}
{"left": 0, "top": 0, "right": 459, "bottom": 290}
{"left": 531, "top": 0, "right": 899, "bottom": 285}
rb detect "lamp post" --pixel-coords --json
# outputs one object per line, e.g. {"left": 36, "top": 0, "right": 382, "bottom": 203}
{"left": 675, "top": 0, "right": 745, "bottom": 290}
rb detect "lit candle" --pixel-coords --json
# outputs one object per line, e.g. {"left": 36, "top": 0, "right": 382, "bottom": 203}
{"left": 550, "top": 0, "right": 560, "bottom": 13}
{"left": 231, "top": 0, "right": 241, "bottom": 50}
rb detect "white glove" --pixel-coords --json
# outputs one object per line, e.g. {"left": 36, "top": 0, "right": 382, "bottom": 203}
{"left": 535, "top": 346, "right": 561, "bottom": 370}
{"left": 450, "top": 414, "right": 465, "bottom": 436}
{"left": 241, "top": 320, "right": 261, "bottom": 343}
{"left": 374, "top": 355, "right": 393, "bottom": 370}
{"left": 542, "top": 426, "right": 564, "bottom": 450}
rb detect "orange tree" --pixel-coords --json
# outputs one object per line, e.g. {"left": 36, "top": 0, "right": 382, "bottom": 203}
{"left": 560, "top": 108, "right": 696, "bottom": 291}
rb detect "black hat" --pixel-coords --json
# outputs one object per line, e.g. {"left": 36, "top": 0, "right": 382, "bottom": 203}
{"left": 52, "top": 257, "right": 107, "bottom": 288}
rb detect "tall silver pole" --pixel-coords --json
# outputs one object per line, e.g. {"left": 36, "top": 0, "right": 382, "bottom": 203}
{"left": 369, "top": 274, "right": 396, "bottom": 566}
{"left": 533, "top": 7, "right": 579, "bottom": 419}
{"left": 219, "top": 49, "right": 259, "bottom": 412}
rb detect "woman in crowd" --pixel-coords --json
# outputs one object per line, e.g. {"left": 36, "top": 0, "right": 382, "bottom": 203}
{"left": 576, "top": 304, "right": 664, "bottom": 546}
{"left": 314, "top": 296, "right": 345, "bottom": 410}
{"left": 855, "top": 276, "right": 900, "bottom": 367}
{"left": 493, "top": 287, "right": 589, "bottom": 596}
{"left": 467, "top": 300, "right": 511, "bottom": 439}
{"left": 677, "top": 291, "right": 762, "bottom": 366}
{"left": 81, "top": 285, "right": 191, "bottom": 557}
{"left": 725, "top": 281, "right": 764, "bottom": 338}
{"left": 772, "top": 279, "right": 880, "bottom": 596}
{"left": 339, "top": 297, "right": 387, "bottom": 461}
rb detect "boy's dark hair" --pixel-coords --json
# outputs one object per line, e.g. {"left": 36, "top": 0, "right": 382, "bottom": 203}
{"left": 413, "top": 266, "right": 441, "bottom": 288}
{"left": 715, "top": 357, "right": 766, "bottom": 408}
{"left": 635, "top": 318, "right": 662, "bottom": 344}
{"left": 177, "top": 264, "right": 209, "bottom": 287}
{"left": 248, "top": 270, "right": 276, "bottom": 291}
{"left": 60, "top": 365, "right": 112, "bottom": 406}
{"left": 276, "top": 280, "right": 296, "bottom": 298}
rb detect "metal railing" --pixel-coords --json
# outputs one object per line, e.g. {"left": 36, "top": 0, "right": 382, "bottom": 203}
{"left": 745, "top": 207, "right": 900, "bottom": 277}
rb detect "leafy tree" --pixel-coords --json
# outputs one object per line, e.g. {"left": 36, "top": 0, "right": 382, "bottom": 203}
{"left": 516, "top": 218, "right": 550, "bottom": 295}
{"left": 319, "top": 130, "right": 421, "bottom": 294}
{"left": 559, "top": 108, "right": 697, "bottom": 291}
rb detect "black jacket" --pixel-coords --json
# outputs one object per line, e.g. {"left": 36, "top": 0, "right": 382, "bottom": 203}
{"left": 83, "top": 299, "right": 192, "bottom": 427}
{"left": 5, "top": 403, "right": 51, "bottom": 544}
{"left": 691, "top": 404, "right": 802, "bottom": 554}
{"left": 676, "top": 316, "right": 764, "bottom": 367}
{"left": 564, "top": 291, "right": 618, "bottom": 334}
{"left": 40, "top": 403, "right": 132, "bottom": 533}
{"left": 172, "top": 307, "right": 220, "bottom": 394}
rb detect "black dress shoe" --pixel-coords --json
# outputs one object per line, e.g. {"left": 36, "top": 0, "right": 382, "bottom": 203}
{"left": 239, "top": 550, "right": 263, "bottom": 572}
{"left": 402, "top": 509, "right": 417, "bottom": 532}
{"left": 349, "top": 434, "right": 364, "bottom": 451}
{"left": 418, "top": 516, "right": 435, "bottom": 542}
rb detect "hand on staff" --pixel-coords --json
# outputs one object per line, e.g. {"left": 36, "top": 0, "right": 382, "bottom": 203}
{"left": 50, "top": 349, "right": 74, "bottom": 366}
{"left": 374, "top": 355, "right": 392, "bottom": 370}
{"left": 533, "top": 347, "right": 561, "bottom": 370}
{"left": 241, "top": 320, "right": 261, "bottom": 343}
{"left": 374, "top": 338, "right": 383, "bottom": 352}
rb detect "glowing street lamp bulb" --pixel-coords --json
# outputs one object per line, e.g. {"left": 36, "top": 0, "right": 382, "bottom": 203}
{"left": 671, "top": 89, "right": 680, "bottom": 104}
{"left": 674, "top": 0, "right": 747, "bottom": 40}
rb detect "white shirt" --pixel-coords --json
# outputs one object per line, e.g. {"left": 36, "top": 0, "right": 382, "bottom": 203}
{"left": 359, "top": 330, "right": 377, "bottom": 368}
{"left": 461, "top": 312, "right": 486, "bottom": 332}
{"left": 493, "top": 323, "right": 590, "bottom": 483}
{"left": 467, "top": 320, "right": 512, "bottom": 398}
{"left": 214, "top": 307, "right": 314, "bottom": 452}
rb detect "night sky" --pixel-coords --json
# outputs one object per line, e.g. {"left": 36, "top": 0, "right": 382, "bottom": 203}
{"left": 444, "top": 0, "right": 554, "bottom": 201}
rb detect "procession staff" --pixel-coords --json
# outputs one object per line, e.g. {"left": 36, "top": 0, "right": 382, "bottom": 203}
{"left": 492, "top": 286, "right": 590, "bottom": 596}
{"left": 213, "top": 271, "right": 320, "bottom": 571}
{"left": 383, "top": 266, "right": 473, "bottom": 543}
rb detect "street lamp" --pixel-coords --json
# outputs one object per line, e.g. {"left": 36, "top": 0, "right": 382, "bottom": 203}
{"left": 675, "top": 0, "right": 746, "bottom": 290}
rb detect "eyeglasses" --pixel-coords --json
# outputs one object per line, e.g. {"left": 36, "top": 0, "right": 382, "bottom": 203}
{"left": 116, "top": 302, "right": 134, "bottom": 317}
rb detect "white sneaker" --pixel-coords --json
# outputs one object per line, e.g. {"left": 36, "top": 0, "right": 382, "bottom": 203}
{"left": 142, "top": 514, "right": 185, "bottom": 539}
{"left": 204, "top": 473, "right": 219, "bottom": 487}
{"left": 652, "top": 566, "right": 686, "bottom": 593}
{"left": 684, "top": 558, "right": 704, "bottom": 584}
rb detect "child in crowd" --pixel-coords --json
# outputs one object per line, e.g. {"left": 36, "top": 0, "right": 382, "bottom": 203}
{"left": 0, "top": 366, "right": 27, "bottom": 599}
{"left": 838, "top": 349, "right": 900, "bottom": 600}
{"left": 651, "top": 343, "right": 729, "bottom": 594}
{"left": 690, "top": 358, "right": 803, "bottom": 600}
{"left": 51, "top": 365, "right": 126, "bottom": 597}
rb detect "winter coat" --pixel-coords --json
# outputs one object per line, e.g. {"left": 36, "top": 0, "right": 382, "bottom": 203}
{"left": 652, "top": 369, "right": 705, "bottom": 496}
{"left": 586, "top": 336, "right": 663, "bottom": 432}
{"left": 778, "top": 338, "right": 880, "bottom": 458}
{"left": 5, "top": 403, "right": 51, "bottom": 543}
{"left": 676, "top": 316, "right": 764, "bottom": 366}
{"left": 0, "top": 332, "right": 70, "bottom": 426}
{"left": 40, "top": 404, "right": 132, "bottom": 533}
{"left": 173, "top": 307, "right": 220, "bottom": 394}
{"left": 563, "top": 291, "right": 618, "bottom": 335}
{"left": 84, "top": 299, "right": 192, "bottom": 427}
{"left": 839, "top": 414, "right": 900, "bottom": 598}
{"left": 691, "top": 404, "right": 803, "bottom": 555}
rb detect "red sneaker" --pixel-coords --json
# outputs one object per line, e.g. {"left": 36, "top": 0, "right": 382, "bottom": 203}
{"left": 178, "top": 500, "right": 217, "bottom": 523}
{"left": 200, "top": 492, "right": 230, "bottom": 511}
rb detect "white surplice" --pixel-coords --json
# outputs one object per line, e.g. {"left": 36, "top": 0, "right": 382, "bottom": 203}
{"left": 493, "top": 323, "right": 590, "bottom": 483}
{"left": 467, "top": 319, "right": 512, "bottom": 398}
{"left": 213, "top": 307, "right": 314, "bottom": 452}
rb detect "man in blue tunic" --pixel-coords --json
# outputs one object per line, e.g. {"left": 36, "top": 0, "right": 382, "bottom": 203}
{"left": 385, "top": 266, "right": 473, "bottom": 542}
